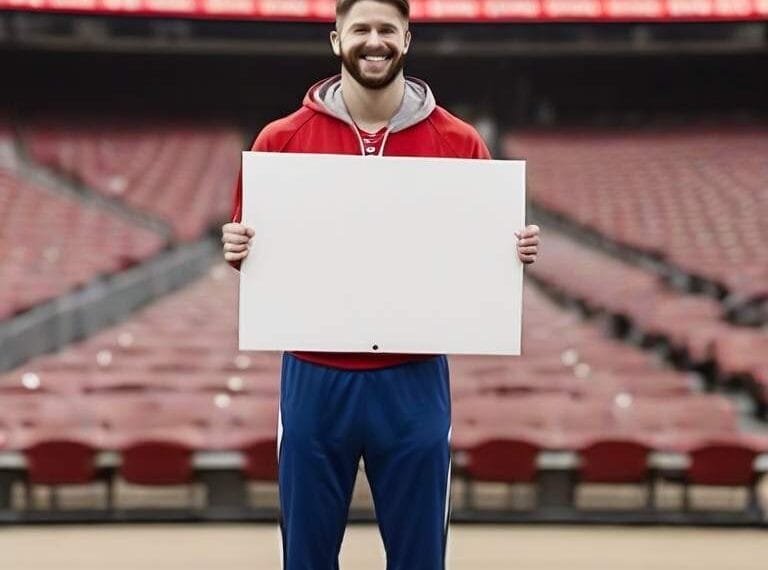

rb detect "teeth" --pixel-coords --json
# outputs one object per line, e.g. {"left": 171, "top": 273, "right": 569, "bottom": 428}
{"left": 364, "top": 55, "right": 387, "bottom": 61}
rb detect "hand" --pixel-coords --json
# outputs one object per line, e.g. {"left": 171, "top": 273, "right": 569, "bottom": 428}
{"left": 221, "top": 222, "right": 255, "bottom": 263}
{"left": 515, "top": 224, "right": 540, "bottom": 265}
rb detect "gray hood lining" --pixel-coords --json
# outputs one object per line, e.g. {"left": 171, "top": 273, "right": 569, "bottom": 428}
{"left": 311, "top": 75, "right": 436, "bottom": 134}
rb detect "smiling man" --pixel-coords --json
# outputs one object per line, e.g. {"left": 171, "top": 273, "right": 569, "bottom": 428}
{"left": 222, "top": 1, "right": 540, "bottom": 568}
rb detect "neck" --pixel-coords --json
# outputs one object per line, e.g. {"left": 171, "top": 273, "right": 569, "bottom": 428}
{"left": 340, "top": 70, "right": 405, "bottom": 132}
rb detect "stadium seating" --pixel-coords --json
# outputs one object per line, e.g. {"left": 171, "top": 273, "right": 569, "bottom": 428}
{"left": 714, "top": 328, "right": 768, "bottom": 414}
{"left": 0, "top": 265, "right": 281, "bottom": 455}
{"left": 242, "top": 439, "right": 279, "bottom": 482}
{"left": 449, "top": 288, "right": 768, "bottom": 515}
{"left": 461, "top": 438, "right": 540, "bottom": 510}
{"left": 451, "top": 392, "right": 742, "bottom": 453}
{"left": 579, "top": 440, "right": 652, "bottom": 482}
{"left": 528, "top": 227, "right": 723, "bottom": 357}
{"left": 0, "top": 167, "right": 165, "bottom": 318}
{"left": 23, "top": 122, "right": 243, "bottom": 241}
{"left": 3, "top": 261, "right": 766, "bottom": 517}
{"left": 23, "top": 439, "right": 110, "bottom": 510}
{"left": 526, "top": 228, "right": 768, "bottom": 416}
{"left": 505, "top": 127, "right": 768, "bottom": 304}
{"left": 577, "top": 439, "right": 654, "bottom": 508}
{"left": 117, "top": 440, "right": 200, "bottom": 510}
{"left": 120, "top": 441, "right": 195, "bottom": 486}
{"left": 682, "top": 442, "right": 763, "bottom": 513}
{"left": 450, "top": 287, "right": 712, "bottom": 453}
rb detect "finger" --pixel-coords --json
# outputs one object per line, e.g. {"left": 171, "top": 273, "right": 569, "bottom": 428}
{"left": 222, "top": 233, "right": 251, "bottom": 245}
{"left": 222, "top": 223, "right": 247, "bottom": 235}
{"left": 245, "top": 227, "right": 255, "bottom": 237}
{"left": 223, "top": 242, "right": 248, "bottom": 253}
{"left": 526, "top": 224, "right": 540, "bottom": 234}
{"left": 224, "top": 251, "right": 249, "bottom": 261}
{"left": 518, "top": 246, "right": 538, "bottom": 254}
{"left": 518, "top": 237, "right": 540, "bottom": 246}
{"left": 519, "top": 255, "right": 536, "bottom": 264}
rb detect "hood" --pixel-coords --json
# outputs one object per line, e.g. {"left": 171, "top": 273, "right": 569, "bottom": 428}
{"left": 303, "top": 74, "right": 436, "bottom": 133}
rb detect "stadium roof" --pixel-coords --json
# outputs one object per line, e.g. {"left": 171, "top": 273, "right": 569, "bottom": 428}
{"left": 1, "top": 0, "right": 766, "bottom": 23}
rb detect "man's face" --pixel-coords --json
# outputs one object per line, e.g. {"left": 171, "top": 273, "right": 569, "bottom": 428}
{"left": 332, "top": 1, "right": 411, "bottom": 90}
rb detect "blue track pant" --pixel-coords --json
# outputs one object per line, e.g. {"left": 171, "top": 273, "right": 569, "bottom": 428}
{"left": 277, "top": 352, "right": 452, "bottom": 570}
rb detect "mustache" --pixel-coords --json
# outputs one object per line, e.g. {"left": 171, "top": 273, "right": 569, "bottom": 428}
{"left": 337, "top": 39, "right": 407, "bottom": 90}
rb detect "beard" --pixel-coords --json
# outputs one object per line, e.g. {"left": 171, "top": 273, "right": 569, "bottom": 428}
{"left": 338, "top": 40, "right": 406, "bottom": 90}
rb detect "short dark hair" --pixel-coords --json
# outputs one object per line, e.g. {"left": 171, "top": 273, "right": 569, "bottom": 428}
{"left": 336, "top": 0, "right": 410, "bottom": 20}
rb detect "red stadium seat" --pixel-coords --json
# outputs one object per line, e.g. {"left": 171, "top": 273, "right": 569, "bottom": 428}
{"left": 24, "top": 439, "right": 110, "bottom": 510}
{"left": 464, "top": 438, "right": 540, "bottom": 483}
{"left": 120, "top": 440, "right": 194, "bottom": 486}
{"left": 688, "top": 443, "right": 760, "bottom": 486}
{"left": 577, "top": 439, "right": 654, "bottom": 509}
{"left": 241, "top": 438, "right": 279, "bottom": 482}
{"left": 714, "top": 330, "right": 768, "bottom": 378}
{"left": 579, "top": 439, "right": 652, "bottom": 484}
{"left": 683, "top": 442, "right": 762, "bottom": 514}
{"left": 461, "top": 438, "right": 541, "bottom": 510}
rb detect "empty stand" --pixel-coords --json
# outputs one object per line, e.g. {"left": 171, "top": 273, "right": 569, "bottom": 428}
{"left": 506, "top": 127, "right": 768, "bottom": 304}
{"left": 527, "top": 228, "right": 768, "bottom": 417}
{"left": 23, "top": 122, "right": 243, "bottom": 241}
{"left": 2, "top": 261, "right": 766, "bottom": 519}
{"left": 0, "top": 167, "right": 165, "bottom": 318}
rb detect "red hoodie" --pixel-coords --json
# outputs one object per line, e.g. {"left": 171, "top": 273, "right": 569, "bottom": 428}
{"left": 230, "top": 75, "right": 491, "bottom": 370}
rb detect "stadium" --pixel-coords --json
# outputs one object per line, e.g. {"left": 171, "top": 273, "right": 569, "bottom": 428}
{"left": 1, "top": 0, "right": 767, "bottom": 568}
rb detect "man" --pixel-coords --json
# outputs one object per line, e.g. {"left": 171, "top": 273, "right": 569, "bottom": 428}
{"left": 222, "top": 1, "right": 540, "bottom": 568}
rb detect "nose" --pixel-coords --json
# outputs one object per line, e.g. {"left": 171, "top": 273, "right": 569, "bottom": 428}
{"left": 364, "top": 30, "right": 386, "bottom": 47}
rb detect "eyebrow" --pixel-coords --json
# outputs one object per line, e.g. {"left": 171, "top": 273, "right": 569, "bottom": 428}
{"left": 350, "top": 23, "right": 397, "bottom": 30}
{"left": 344, "top": 18, "right": 403, "bottom": 30}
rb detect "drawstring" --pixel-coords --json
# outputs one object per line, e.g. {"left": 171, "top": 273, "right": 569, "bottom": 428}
{"left": 378, "top": 129, "right": 392, "bottom": 156}
{"left": 350, "top": 124, "right": 392, "bottom": 157}
{"left": 349, "top": 124, "right": 366, "bottom": 155}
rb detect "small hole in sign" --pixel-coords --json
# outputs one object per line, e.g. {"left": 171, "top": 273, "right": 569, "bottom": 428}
{"left": 372, "top": 344, "right": 379, "bottom": 351}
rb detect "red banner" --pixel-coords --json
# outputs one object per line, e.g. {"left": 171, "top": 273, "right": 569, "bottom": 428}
{"left": 0, "top": 0, "right": 765, "bottom": 21}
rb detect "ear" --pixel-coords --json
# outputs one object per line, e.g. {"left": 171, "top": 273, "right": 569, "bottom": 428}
{"left": 330, "top": 29, "right": 341, "bottom": 57}
{"left": 403, "top": 29, "right": 411, "bottom": 54}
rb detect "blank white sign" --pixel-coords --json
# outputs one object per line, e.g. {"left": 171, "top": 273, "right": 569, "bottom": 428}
{"left": 239, "top": 152, "right": 526, "bottom": 355}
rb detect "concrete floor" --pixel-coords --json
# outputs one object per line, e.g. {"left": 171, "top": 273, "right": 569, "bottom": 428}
{"left": 1, "top": 523, "right": 768, "bottom": 570}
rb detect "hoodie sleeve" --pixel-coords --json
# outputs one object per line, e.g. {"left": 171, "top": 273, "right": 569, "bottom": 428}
{"left": 430, "top": 107, "right": 492, "bottom": 161}
{"left": 470, "top": 133, "right": 492, "bottom": 160}
{"left": 226, "top": 130, "right": 271, "bottom": 270}
{"left": 227, "top": 109, "right": 311, "bottom": 270}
